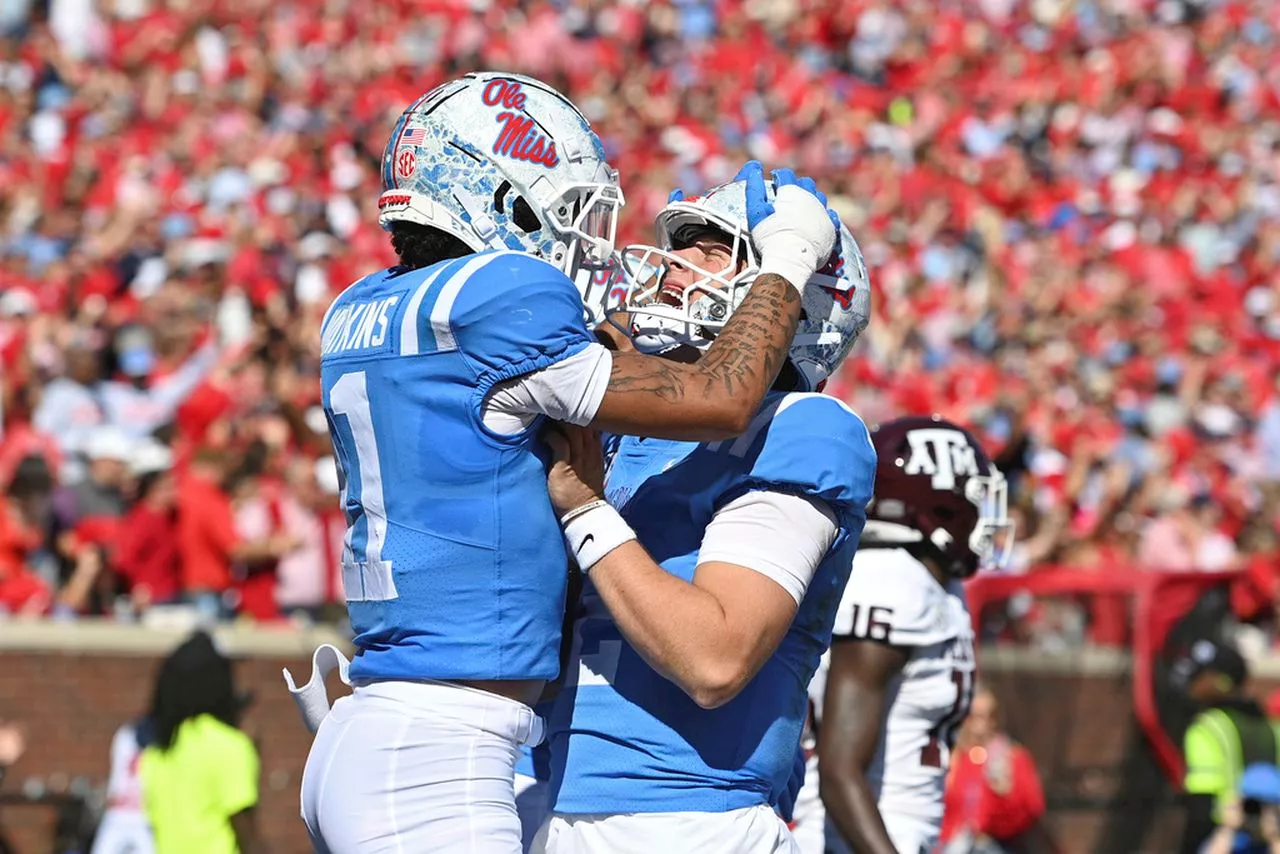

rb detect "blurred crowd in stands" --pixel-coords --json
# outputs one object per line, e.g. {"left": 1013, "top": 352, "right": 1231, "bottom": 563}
{"left": 1, "top": 0, "right": 1280, "bottom": 633}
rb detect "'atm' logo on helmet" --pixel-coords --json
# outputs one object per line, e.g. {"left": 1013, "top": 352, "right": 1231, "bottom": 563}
{"left": 903, "top": 429, "right": 978, "bottom": 491}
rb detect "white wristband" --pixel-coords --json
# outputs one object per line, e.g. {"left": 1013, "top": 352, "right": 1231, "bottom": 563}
{"left": 561, "top": 501, "right": 636, "bottom": 573}
{"left": 757, "top": 235, "right": 820, "bottom": 294}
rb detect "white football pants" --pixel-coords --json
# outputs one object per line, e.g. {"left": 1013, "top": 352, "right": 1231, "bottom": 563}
{"left": 300, "top": 679, "right": 543, "bottom": 854}
{"left": 533, "top": 804, "right": 801, "bottom": 854}
{"left": 515, "top": 772, "right": 551, "bottom": 854}
{"left": 824, "top": 810, "right": 941, "bottom": 854}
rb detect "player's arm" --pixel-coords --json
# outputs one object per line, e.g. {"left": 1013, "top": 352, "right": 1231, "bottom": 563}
{"left": 546, "top": 426, "right": 837, "bottom": 709}
{"left": 487, "top": 270, "right": 800, "bottom": 442}
{"left": 818, "top": 637, "right": 909, "bottom": 854}
{"left": 589, "top": 163, "right": 835, "bottom": 441}
{"left": 587, "top": 549, "right": 809, "bottom": 710}
{"left": 591, "top": 270, "right": 800, "bottom": 440}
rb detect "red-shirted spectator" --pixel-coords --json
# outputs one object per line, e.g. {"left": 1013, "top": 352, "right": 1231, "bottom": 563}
{"left": 0, "top": 456, "right": 54, "bottom": 616}
{"left": 940, "top": 688, "right": 1052, "bottom": 854}
{"left": 0, "top": 0, "right": 1279, "bottom": 633}
{"left": 228, "top": 467, "right": 290, "bottom": 623}
{"left": 177, "top": 446, "right": 296, "bottom": 620}
{"left": 114, "top": 442, "right": 182, "bottom": 609}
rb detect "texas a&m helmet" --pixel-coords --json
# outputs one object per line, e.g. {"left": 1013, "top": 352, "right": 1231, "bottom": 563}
{"left": 861, "top": 415, "right": 1013, "bottom": 577}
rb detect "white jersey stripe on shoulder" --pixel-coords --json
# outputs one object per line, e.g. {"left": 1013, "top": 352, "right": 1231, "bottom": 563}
{"left": 707, "top": 394, "right": 795, "bottom": 455}
{"left": 726, "top": 392, "right": 810, "bottom": 457}
{"left": 399, "top": 262, "right": 455, "bottom": 357}
{"left": 428, "top": 251, "right": 522, "bottom": 353}
{"left": 726, "top": 395, "right": 785, "bottom": 458}
{"left": 720, "top": 392, "right": 869, "bottom": 458}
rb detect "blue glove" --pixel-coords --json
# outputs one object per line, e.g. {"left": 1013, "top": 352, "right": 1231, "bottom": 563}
{"left": 771, "top": 167, "right": 799, "bottom": 187}
{"left": 734, "top": 160, "right": 775, "bottom": 230}
{"left": 776, "top": 745, "right": 806, "bottom": 824}
{"left": 795, "top": 174, "right": 821, "bottom": 200}
{"left": 668, "top": 188, "right": 685, "bottom": 204}
{"left": 747, "top": 163, "right": 836, "bottom": 290}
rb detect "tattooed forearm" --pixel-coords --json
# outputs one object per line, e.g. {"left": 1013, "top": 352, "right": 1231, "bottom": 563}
{"left": 698, "top": 273, "right": 802, "bottom": 396}
{"left": 605, "top": 356, "right": 686, "bottom": 403}
{"left": 593, "top": 272, "right": 803, "bottom": 441}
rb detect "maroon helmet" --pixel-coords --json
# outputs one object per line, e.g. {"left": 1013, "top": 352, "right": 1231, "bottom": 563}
{"left": 862, "top": 415, "right": 1014, "bottom": 578}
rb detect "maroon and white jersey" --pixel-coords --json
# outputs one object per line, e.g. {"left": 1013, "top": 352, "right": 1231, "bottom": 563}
{"left": 811, "top": 547, "right": 975, "bottom": 827}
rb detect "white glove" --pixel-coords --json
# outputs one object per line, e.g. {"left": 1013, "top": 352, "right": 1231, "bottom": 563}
{"left": 753, "top": 183, "right": 837, "bottom": 294}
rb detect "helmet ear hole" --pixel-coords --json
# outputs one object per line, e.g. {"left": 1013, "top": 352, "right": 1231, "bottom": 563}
{"left": 494, "top": 180, "right": 512, "bottom": 214}
{"left": 511, "top": 196, "right": 542, "bottom": 234}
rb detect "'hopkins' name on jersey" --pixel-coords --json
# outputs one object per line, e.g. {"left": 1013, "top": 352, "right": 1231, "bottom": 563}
{"left": 323, "top": 295, "right": 401, "bottom": 356}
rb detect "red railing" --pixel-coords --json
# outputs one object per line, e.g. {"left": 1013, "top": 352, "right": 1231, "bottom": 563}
{"left": 966, "top": 567, "right": 1245, "bottom": 786}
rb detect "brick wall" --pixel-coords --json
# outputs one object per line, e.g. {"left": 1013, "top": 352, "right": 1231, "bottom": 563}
{"left": 0, "top": 623, "right": 348, "bottom": 854}
{"left": 1, "top": 628, "right": 1275, "bottom": 854}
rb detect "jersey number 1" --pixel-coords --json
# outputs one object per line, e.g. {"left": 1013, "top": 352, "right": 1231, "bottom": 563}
{"left": 329, "top": 371, "right": 396, "bottom": 602}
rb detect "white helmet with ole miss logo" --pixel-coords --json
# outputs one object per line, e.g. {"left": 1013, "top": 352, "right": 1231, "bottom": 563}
{"left": 378, "top": 71, "right": 623, "bottom": 280}
{"left": 618, "top": 179, "right": 871, "bottom": 393}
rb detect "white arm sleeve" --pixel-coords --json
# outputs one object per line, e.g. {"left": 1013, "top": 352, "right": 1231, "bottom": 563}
{"left": 697, "top": 491, "right": 839, "bottom": 606}
{"left": 482, "top": 342, "right": 613, "bottom": 435}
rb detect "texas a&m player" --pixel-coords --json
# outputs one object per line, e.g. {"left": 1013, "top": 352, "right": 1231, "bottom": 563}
{"left": 797, "top": 416, "right": 1012, "bottom": 854}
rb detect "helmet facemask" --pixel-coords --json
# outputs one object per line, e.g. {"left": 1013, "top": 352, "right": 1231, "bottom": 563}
{"left": 863, "top": 458, "right": 1016, "bottom": 578}
{"left": 531, "top": 168, "right": 624, "bottom": 277}
{"left": 620, "top": 209, "right": 759, "bottom": 356}
{"left": 965, "top": 470, "right": 1016, "bottom": 573}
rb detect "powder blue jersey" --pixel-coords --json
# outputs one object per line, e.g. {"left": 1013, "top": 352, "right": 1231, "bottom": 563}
{"left": 547, "top": 391, "right": 877, "bottom": 813}
{"left": 320, "top": 250, "right": 591, "bottom": 682}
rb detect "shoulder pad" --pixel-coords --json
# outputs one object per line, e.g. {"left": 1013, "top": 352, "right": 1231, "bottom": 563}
{"left": 711, "top": 393, "right": 876, "bottom": 519}
{"left": 833, "top": 549, "right": 958, "bottom": 646}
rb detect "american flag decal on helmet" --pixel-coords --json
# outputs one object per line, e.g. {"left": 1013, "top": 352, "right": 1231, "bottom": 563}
{"left": 400, "top": 127, "right": 427, "bottom": 146}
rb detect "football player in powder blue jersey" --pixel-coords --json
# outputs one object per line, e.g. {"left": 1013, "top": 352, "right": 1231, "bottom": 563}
{"left": 284, "top": 71, "right": 843, "bottom": 854}
{"left": 533, "top": 175, "right": 876, "bottom": 854}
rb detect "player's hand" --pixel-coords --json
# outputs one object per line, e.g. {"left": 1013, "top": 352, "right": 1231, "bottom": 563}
{"left": 594, "top": 311, "right": 636, "bottom": 353}
{"left": 737, "top": 161, "right": 836, "bottom": 293}
{"left": 544, "top": 424, "right": 606, "bottom": 517}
